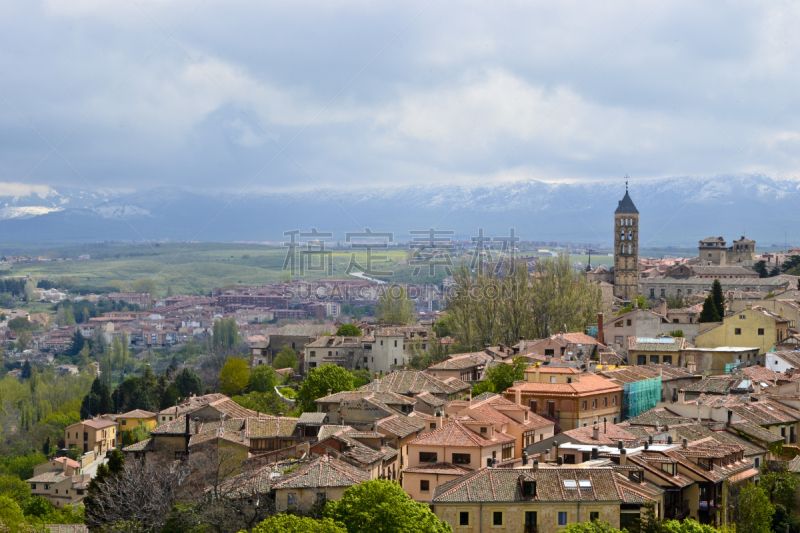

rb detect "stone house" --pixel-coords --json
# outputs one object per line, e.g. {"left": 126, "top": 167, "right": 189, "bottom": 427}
{"left": 65, "top": 418, "right": 117, "bottom": 456}
{"left": 431, "top": 467, "right": 632, "bottom": 532}
{"left": 272, "top": 455, "right": 368, "bottom": 514}
{"left": 504, "top": 372, "right": 623, "bottom": 430}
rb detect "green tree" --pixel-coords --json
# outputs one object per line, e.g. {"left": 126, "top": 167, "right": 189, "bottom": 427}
{"left": 759, "top": 464, "right": 798, "bottom": 512}
{"left": 336, "top": 324, "right": 362, "bottom": 337}
{"left": 249, "top": 365, "right": 278, "bottom": 393}
{"left": 432, "top": 313, "right": 455, "bottom": 339}
{"left": 0, "top": 475, "right": 32, "bottom": 505}
{"left": 174, "top": 368, "right": 203, "bottom": 398}
{"left": 668, "top": 330, "right": 684, "bottom": 338}
{"left": 231, "top": 391, "right": 288, "bottom": 416}
{"left": 213, "top": 318, "right": 240, "bottom": 348}
{"left": 219, "top": 358, "right": 251, "bottom": 396}
{"left": 297, "top": 364, "right": 355, "bottom": 412}
{"left": 376, "top": 286, "right": 415, "bottom": 324}
{"left": 733, "top": 482, "right": 774, "bottom": 533}
{"left": 324, "top": 479, "right": 452, "bottom": 533}
{"left": 660, "top": 519, "right": 721, "bottom": 532}
{"left": 754, "top": 260, "right": 769, "bottom": 278}
{"left": 698, "top": 295, "right": 721, "bottom": 323}
{"left": 0, "top": 495, "right": 25, "bottom": 532}
{"left": 249, "top": 514, "right": 346, "bottom": 533}
{"left": 474, "top": 357, "right": 527, "bottom": 394}
{"left": 710, "top": 279, "right": 725, "bottom": 318}
{"left": 131, "top": 278, "right": 156, "bottom": 297}
{"left": 273, "top": 346, "right": 300, "bottom": 371}
{"left": 80, "top": 378, "right": 113, "bottom": 418}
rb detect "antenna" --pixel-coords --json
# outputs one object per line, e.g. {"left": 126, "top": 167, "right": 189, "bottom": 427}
{"left": 625, "top": 175, "right": 629, "bottom": 192}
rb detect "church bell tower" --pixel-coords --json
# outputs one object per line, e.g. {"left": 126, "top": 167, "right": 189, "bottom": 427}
{"left": 613, "top": 182, "right": 639, "bottom": 301}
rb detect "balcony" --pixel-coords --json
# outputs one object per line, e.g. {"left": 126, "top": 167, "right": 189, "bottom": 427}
{"left": 665, "top": 500, "right": 690, "bottom": 520}
{"left": 699, "top": 500, "right": 720, "bottom": 513}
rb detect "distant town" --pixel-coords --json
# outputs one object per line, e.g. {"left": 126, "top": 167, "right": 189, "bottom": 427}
{"left": 3, "top": 188, "right": 800, "bottom": 533}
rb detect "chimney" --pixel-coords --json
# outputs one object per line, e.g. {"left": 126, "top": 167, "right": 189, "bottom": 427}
{"left": 667, "top": 435, "right": 673, "bottom": 444}
{"left": 557, "top": 456, "right": 563, "bottom": 466}
{"left": 185, "top": 414, "right": 190, "bottom": 435}
{"left": 532, "top": 459, "right": 539, "bottom": 470}
{"left": 678, "top": 390, "right": 685, "bottom": 403}
{"left": 435, "top": 411, "right": 443, "bottom": 429}
{"left": 648, "top": 435, "right": 654, "bottom": 444}
{"left": 467, "top": 394, "right": 472, "bottom": 407}
{"left": 604, "top": 418, "right": 607, "bottom": 434}
{"left": 659, "top": 298, "right": 667, "bottom": 317}
{"left": 644, "top": 442, "right": 649, "bottom": 450}
{"left": 682, "top": 438, "right": 688, "bottom": 449}
{"left": 592, "top": 423, "right": 599, "bottom": 441}
{"left": 193, "top": 417, "right": 201, "bottom": 435}
{"left": 515, "top": 388, "right": 522, "bottom": 405}
{"left": 597, "top": 313, "right": 604, "bottom": 345}
{"left": 522, "top": 451, "right": 528, "bottom": 466}
{"left": 535, "top": 364, "right": 540, "bottom": 382}
{"left": 687, "top": 361, "right": 697, "bottom": 373}
{"left": 591, "top": 447, "right": 598, "bottom": 460}
{"left": 327, "top": 389, "right": 332, "bottom": 397}
{"left": 619, "top": 449, "right": 627, "bottom": 466}
{"left": 618, "top": 440, "right": 624, "bottom": 450}
{"left": 487, "top": 457, "right": 493, "bottom": 468}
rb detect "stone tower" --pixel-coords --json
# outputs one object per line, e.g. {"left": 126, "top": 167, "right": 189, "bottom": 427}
{"left": 614, "top": 184, "right": 639, "bottom": 301}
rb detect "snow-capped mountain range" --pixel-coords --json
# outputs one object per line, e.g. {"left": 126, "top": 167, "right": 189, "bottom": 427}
{"left": 0, "top": 175, "right": 798, "bottom": 246}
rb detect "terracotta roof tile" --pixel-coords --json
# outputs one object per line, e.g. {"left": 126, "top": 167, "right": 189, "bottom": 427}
{"left": 408, "top": 420, "right": 515, "bottom": 447}
{"left": 271, "top": 455, "right": 369, "bottom": 489}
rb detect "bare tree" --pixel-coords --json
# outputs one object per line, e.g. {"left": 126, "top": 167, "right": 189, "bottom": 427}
{"left": 85, "top": 458, "right": 191, "bottom": 532}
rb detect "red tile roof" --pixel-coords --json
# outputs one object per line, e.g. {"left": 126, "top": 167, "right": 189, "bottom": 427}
{"left": 408, "top": 420, "right": 515, "bottom": 448}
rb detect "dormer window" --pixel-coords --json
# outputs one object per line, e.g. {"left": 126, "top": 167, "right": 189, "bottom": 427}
{"left": 522, "top": 481, "right": 536, "bottom": 496}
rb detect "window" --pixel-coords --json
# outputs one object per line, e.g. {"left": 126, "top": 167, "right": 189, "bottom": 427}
{"left": 602, "top": 397, "right": 607, "bottom": 407}
{"left": 545, "top": 348, "right": 555, "bottom": 356}
{"left": 758, "top": 328, "right": 765, "bottom": 335}
{"left": 663, "top": 355, "right": 672, "bottom": 364}
{"left": 613, "top": 417, "right": 618, "bottom": 423}
{"left": 394, "top": 340, "right": 398, "bottom": 347}
{"left": 590, "top": 512, "right": 599, "bottom": 522}
{"left": 637, "top": 355, "right": 646, "bottom": 365}
{"left": 529, "top": 400, "right": 538, "bottom": 412}
{"left": 493, "top": 511, "right": 503, "bottom": 526}
{"left": 420, "top": 480, "right": 430, "bottom": 492}
{"left": 523, "top": 482, "right": 536, "bottom": 496}
{"left": 739, "top": 315, "right": 746, "bottom": 319}
{"left": 650, "top": 288, "right": 655, "bottom": 297}
{"left": 309, "top": 362, "right": 317, "bottom": 369}
{"left": 650, "top": 355, "right": 659, "bottom": 364}
{"left": 592, "top": 399, "right": 597, "bottom": 409}
{"left": 459, "top": 512, "right": 470, "bottom": 526}
{"left": 287, "top": 493, "right": 297, "bottom": 508}
{"left": 582, "top": 401, "right": 587, "bottom": 410}
{"left": 452, "top": 453, "right": 471, "bottom": 465}
{"left": 755, "top": 457, "right": 760, "bottom": 468}
{"left": 660, "top": 288, "right": 666, "bottom": 297}
{"left": 363, "top": 357, "right": 368, "bottom": 363}
{"left": 626, "top": 319, "right": 632, "bottom": 326}
{"left": 550, "top": 376, "right": 556, "bottom": 383}
{"left": 317, "top": 492, "right": 325, "bottom": 502}
{"left": 673, "top": 318, "right": 680, "bottom": 324}
{"left": 394, "top": 359, "right": 397, "bottom": 365}
{"left": 30, "top": 484, "right": 35, "bottom": 490}
{"left": 735, "top": 328, "right": 742, "bottom": 335}
{"left": 480, "top": 427, "right": 487, "bottom": 433}
{"left": 615, "top": 321, "right": 623, "bottom": 328}
{"left": 310, "top": 350, "right": 316, "bottom": 357}
{"left": 613, "top": 396, "right": 617, "bottom": 405}
{"left": 430, "top": 423, "right": 436, "bottom": 429}
{"left": 419, "top": 452, "right": 437, "bottom": 463}
{"left": 558, "top": 512, "right": 568, "bottom": 525}
{"left": 121, "top": 420, "right": 126, "bottom": 425}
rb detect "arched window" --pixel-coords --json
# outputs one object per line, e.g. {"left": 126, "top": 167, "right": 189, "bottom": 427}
{"left": 628, "top": 230, "right": 632, "bottom": 240}
{"left": 621, "top": 231, "right": 625, "bottom": 241}
{"left": 628, "top": 244, "right": 632, "bottom": 254}
{"left": 621, "top": 245, "right": 625, "bottom": 255}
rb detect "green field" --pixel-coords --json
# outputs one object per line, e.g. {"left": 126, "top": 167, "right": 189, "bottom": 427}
{"left": 0, "top": 241, "right": 700, "bottom": 296}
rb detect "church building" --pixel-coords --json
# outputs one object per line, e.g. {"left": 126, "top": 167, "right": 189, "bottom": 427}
{"left": 613, "top": 186, "right": 639, "bottom": 301}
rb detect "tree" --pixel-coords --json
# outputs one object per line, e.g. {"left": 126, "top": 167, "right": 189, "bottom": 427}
{"left": 131, "top": 279, "right": 157, "bottom": 297}
{"left": 698, "top": 295, "right": 721, "bottom": 323}
{"left": 336, "top": 324, "right": 362, "bottom": 337}
{"left": 710, "top": 279, "right": 725, "bottom": 318}
{"left": 219, "top": 358, "right": 250, "bottom": 396}
{"left": 7, "top": 317, "right": 33, "bottom": 331}
{"left": 68, "top": 329, "right": 86, "bottom": 357}
{"left": 376, "top": 286, "right": 415, "bottom": 324}
{"left": 324, "top": 479, "right": 452, "bottom": 533}
{"left": 666, "top": 295, "right": 684, "bottom": 309}
{"left": 249, "top": 365, "right": 278, "bottom": 394}
{"left": 754, "top": 260, "right": 769, "bottom": 278}
{"left": 759, "top": 463, "right": 798, "bottom": 512}
{"left": 81, "top": 378, "right": 113, "bottom": 418}
{"left": 213, "top": 318, "right": 240, "bottom": 348}
{"left": 668, "top": 330, "right": 684, "bottom": 338}
{"left": 174, "top": 368, "right": 203, "bottom": 398}
{"left": 0, "top": 475, "right": 32, "bottom": 505}
{"left": 297, "top": 364, "right": 355, "bottom": 412}
{"left": 660, "top": 519, "right": 721, "bottom": 532}
{"left": 250, "top": 515, "right": 347, "bottom": 533}
{"left": 732, "top": 482, "right": 774, "bottom": 533}
{"left": 475, "top": 357, "right": 526, "bottom": 394}
{"left": 272, "top": 346, "right": 300, "bottom": 371}
{"left": 16, "top": 330, "right": 32, "bottom": 351}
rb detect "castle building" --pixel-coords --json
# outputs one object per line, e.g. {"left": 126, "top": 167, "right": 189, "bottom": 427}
{"left": 698, "top": 236, "right": 756, "bottom": 265}
{"left": 613, "top": 186, "right": 639, "bottom": 301}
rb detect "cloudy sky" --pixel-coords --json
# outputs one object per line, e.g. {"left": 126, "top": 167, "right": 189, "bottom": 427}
{"left": 1, "top": 0, "right": 800, "bottom": 194}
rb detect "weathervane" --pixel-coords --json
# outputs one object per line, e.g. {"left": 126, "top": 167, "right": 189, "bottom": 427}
{"left": 624, "top": 175, "right": 629, "bottom": 192}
